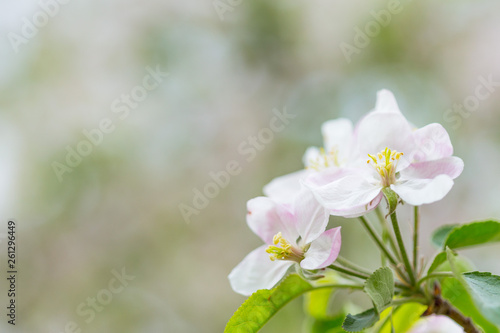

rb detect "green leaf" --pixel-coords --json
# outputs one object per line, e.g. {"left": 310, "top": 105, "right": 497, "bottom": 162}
{"left": 378, "top": 303, "right": 427, "bottom": 333}
{"left": 446, "top": 247, "right": 465, "bottom": 283}
{"left": 224, "top": 274, "right": 313, "bottom": 333}
{"left": 431, "top": 224, "right": 458, "bottom": 248}
{"left": 342, "top": 308, "right": 379, "bottom": 332}
{"left": 307, "top": 315, "right": 345, "bottom": 333}
{"left": 364, "top": 267, "right": 394, "bottom": 313}
{"left": 463, "top": 272, "right": 500, "bottom": 325}
{"left": 427, "top": 251, "right": 448, "bottom": 274}
{"left": 381, "top": 187, "right": 398, "bottom": 216}
{"left": 304, "top": 287, "right": 334, "bottom": 320}
{"left": 441, "top": 277, "right": 499, "bottom": 333}
{"left": 443, "top": 248, "right": 499, "bottom": 332}
{"left": 341, "top": 267, "right": 394, "bottom": 332}
{"left": 444, "top": 220, "right": 500, "bottom": 250}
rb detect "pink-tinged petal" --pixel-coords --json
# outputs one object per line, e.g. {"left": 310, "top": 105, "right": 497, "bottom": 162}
{"left": 246, "top": 197, "right": 297, "bottom": 245}
{"left": 301, "top": 227, "right": 342, "bottom": 270}
{"left": 400, "top": 157, "right": 464, "bottom": 180}
{"left": 330, "top": 192, "right": 383, "bottom": 218}
{"left": 391, "top": 175, "right": 455, "bottom": 206}
{"left": 321, "top": 118, "right": 354, "bottom": 157}
{"left": 409, "top": 123, "right": 454, "bottom": 162}
{"left": 228, "top": 245, "right": 294, "bottom": 296}
{"left": 374, "top": 89, "right": 402, "bottom": 114}
{"left": 263, "top": 170, "right": 308, "bottom": 203}
{"left": 305, "top": 167, "right": 351, "bottom": 187}
{"left": 307, "top": 173, "right": 383, "bottom": 217}
{"left": 408, "top": 315, "right": 464, "bottom": 333}
{"left": 293, "top": 187, "right": 329, "bottom": 244}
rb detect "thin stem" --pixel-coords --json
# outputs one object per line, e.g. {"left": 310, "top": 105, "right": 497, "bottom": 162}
{"left": 358, "top": 216, "right": 410, "bottom": 284}
{"left": 413, "top": 206, "right": 420, "bottom": 274}
{"left": 394, "top": 281, "right": 412, "bottom": 291}
{"left": 417, "top": 272, "right": 454, "bottom": 286}
{"left": 375, "top": 207, "right": 401, "bottom": 260}
{"left": 314, "top": 284, "right": 364, "bottom": 291}
{"left": 327, "top": 264, "right": 369, "bottom": 280}
{"left": 390, "top": 211, "right": 416, "bottom": 286}
{"left": 336, "top": 256, "right": 373, "bottom": 276}
{"left": 391, "top": 296, "right": 428, "bottom": 306}
{"left": 358, "top": 216, "right": 398, "bottom": 266}
{"left": 380, "top": 234, "right": 387, "bottom": 266}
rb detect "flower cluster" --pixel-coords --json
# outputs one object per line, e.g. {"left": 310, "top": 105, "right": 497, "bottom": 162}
{"left": 229, "top": 90, "right": 463, "bottom": 296}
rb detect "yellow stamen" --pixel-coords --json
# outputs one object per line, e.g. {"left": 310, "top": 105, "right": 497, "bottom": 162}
{"left": 306, "top": 147, "right": 341, "bottom": 171}
{"left": 266, "top": 232, "right": 305, "bottom": 263}
{"left": 366, "top": 147, "right": 404, "bottom": 187}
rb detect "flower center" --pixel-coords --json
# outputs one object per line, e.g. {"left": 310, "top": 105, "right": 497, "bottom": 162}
{"left": 306, "top": 147, "right": 340, "bottom": 171}
{"left": 266, "top": 232, "right": 305, "bottom": 263}
{"left": 367, "top": 147, "right": 404, "bottom": 187}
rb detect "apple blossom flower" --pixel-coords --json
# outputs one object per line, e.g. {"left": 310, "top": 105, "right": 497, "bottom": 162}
{"left": 306, "top": 90, "right": 464, "bottom": 217}
{"left": 408, "top": 315, "right": 464, "bottom": 333}
{"left": 263, "top": 118, "right": 355, "bottom": 202}
{"left": 228, "top": 188, "right": 342, "bottom": 296}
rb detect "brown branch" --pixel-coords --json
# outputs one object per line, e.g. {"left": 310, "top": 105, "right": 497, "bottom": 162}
{"left": 422, "top": 283, "right": 480, "bottom": 333}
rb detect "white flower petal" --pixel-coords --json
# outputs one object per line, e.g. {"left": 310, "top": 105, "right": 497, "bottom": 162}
{"left": 374, "top": 89, "right": 402, "bottom": 114}
{"left": 305, "top": 167, "right": 350, "bottom": 187}
{"left": 263, "top": 170, "right": 308, "bottom": 203}
{"left": 321, "top": 118, "right": 354, "bottom": 159}
{"left": 301, "top": 227, "right": 342, "bottom": 270}
{"left": 246, "top": 197, "right": 297, "bottom": 245}
{"left": 228, "top": 245, "right": 294, "bottom": 296}
{"left": 307, "top": 173, "right": 383, "bottom": 217}
{"left": 302, "top": 147, "right": 321, "bottom": 169}
{"left": 400, "top": 157, "right": 464, "bottom": 180}
{"left": 408, "top": 315, "right": 464, "bottom": 333}
{"left": 391, "top": 175, "right": 455, "bottom": 206}
{"left": 293, "top": 187, "right": 329, "bottom": 244}
{"left": 409, "top": 123, "right": 454, "bottom": 162}
{"left": 354, "top": 91, "right": 415, "bottom": 156}
{"left": 330, "top": 192, "right": 383, "bottom": 218}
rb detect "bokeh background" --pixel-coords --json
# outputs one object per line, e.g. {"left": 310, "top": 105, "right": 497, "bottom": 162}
{"left": 1, "top": 0, "right": 500, "bottom": 332}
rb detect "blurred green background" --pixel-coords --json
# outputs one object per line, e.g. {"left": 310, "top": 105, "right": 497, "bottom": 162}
{"left": 1, "top": 0, "right": 500, "bottom": 332}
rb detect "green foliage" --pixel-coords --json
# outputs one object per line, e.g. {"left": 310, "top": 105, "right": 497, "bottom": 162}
{"left": 364, "top": 267, "right": 394, "bottom": 313}
{"left": 224, "top": 274, "right": 313, "bottom": 333}
{"left": 443, "top": 248, "right": 499, "bottom": 332}
{"left": 443, "top": 220, "right": 500, "bottom": 250}
{"left": 378, "top": 303, "right": 427, "bottom": 333}
{"left": 381, "top": 188, "right": 398, "bottom": 216}
{"left": 432, "top": 220, "right": 500, "bottom": 250}
{"left": 441, "top": 277, "right": 499, "bottom": 333}
{"left": 342, "top": 267, "right": 395, "bottom": 332}
{"left": 342, "top": 308, "right": 379, "bottom": 332}
{"left": 227, "top": 224, "right": 500, "bottom": 333}
{"left": 446, "top": 247, "right": 465, "bottom": 282}
{"left": 427, "top": 251, "right": 448, "bottom": 274}
{"left": 463, "top": 272, "right": 500, "bottom": 325}
{"left": 304, "top": 287, "right": 334, "bottom": 320}
{"left": 431, "top": 224, "right": 458, "bottom": 248}
{"left": 306, "top": 315, "right": 346, "bottom": 333}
